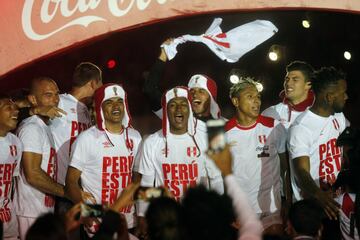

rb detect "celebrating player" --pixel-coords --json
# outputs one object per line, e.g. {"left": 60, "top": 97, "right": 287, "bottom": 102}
{"left": 16, "top": 77, "right": 64, "bottom": 239}
{"left": 226, "top": 77, "right": 286, "bottom": 235}
{"left": 288, "top": 67, "right": 348, "bottom": 219}
{"left": 65, "top": 83, "right": 142, "bottom": 233}
{"left": 0, "top": 94, "right": 22, "bottom": 239}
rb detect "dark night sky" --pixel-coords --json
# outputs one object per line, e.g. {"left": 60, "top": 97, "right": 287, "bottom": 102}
{"left": 1, "top": 10, "right": 359, "bottom": 134}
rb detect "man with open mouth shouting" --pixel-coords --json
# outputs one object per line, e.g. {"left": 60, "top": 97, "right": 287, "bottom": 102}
{"left": 136, "top": 86, "right": 223, "bottom": 239}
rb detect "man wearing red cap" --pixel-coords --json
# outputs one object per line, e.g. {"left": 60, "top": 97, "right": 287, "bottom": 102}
{"left": 143, "top": 39, "right": 222, "bottom": 129}
{"left": 65, "top": 83, "right": 142, "bottom": 234}
{"left": 136, "top": 86, "right": 223, "bottom": 237}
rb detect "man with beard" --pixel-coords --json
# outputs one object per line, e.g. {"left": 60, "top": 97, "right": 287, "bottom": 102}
{"left": 0, "top": 94, "right": 22, "bottom": 239}
{"left": 16, "top": 78, "right": 65, "bottom": 239}
{"left": 288, "top": 67, "right": 348, "bottom": 224}
{"left": 225, "top": 77, "right": 286, "bottom": 235}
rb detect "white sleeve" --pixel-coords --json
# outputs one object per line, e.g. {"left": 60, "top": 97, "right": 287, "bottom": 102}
{"left": 138, "top": 139, "right": 156, "bottom": 177}
{"left": 17, "top": 123, "right": 44, "bottom": 154}
{"left": 288, "top": 125, "right": 312, "bottom": 159}
{"left": 274, "top": 122, "right": 287, "bottom": 154}
{"left": 69, "top": 135, "right": 88, "bottom": 172}
{"left": 133, "top": 136, "right": 146, "bottom": 173}
{"left": 261, "top": 106, "right": 280, "bottom": 120}
{"left": 13, "top": 138, "right": 23, "bottom": 177}
{"left": 204, "top": 156, "right": 224, "bottom": 194}
{"left": 224, "top": 175, "right": 263, "bottom": 240}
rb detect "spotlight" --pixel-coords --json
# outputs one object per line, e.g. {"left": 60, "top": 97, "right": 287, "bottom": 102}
{"left": 268, "top": 45, "right": 285, "bottom": 62}
{"left": 268, "top": 51, "right": 278, "bottom": 61}
{"left": 302, "top": 20, "right": 310, "bottom": 28}
{"left": 107, "top": 59, "right": 116, "bottom": 69}
{"left": 230, "top": 74, "right": 240, "bottom": 84}
{"left": 256, "top": 83, "right": 264, "bottom": 92}
{"left": 344, "top": 51, "right": 351, "bottom": 60}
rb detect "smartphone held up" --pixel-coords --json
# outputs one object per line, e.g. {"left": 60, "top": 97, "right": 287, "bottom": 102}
{"left": 206, "top": 119, "right": 226, "bottom": 153}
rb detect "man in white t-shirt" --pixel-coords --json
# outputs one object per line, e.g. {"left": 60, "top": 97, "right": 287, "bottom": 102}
{"left": 262, "top": 61, "right": 315, "bottom": 205}
{"left": 136, "top": 86, "right": 222, "bottom": 237}
{"left": 65, "top": 83, "right": 142, "bottom": 233}
{"left": 50, "top": 62, "right": 102, "bottom": 186}
{"left": 16, "top": 77, "right": 65, "bottom": 239}
{"left": 0, "top": 95, "right": 22, "bottom": 240}
{"left": 288, "top": 66, "right": 348, "bottom": 220}
{"left": 226, "top": 77, "right": 286, "bottom": 235}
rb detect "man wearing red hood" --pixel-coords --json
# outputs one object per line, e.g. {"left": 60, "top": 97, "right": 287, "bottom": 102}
{"left": 65, "top": 83, "right": 142, "bottom": 233}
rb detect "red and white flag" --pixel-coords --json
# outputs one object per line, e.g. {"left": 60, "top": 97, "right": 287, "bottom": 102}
{"left": 162, "top": 18, "right": 278, "bottom": 63}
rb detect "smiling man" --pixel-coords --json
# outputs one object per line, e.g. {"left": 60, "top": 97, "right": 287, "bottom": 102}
{"left": 225, "top": 77, "right": 286, "bottom": 235}
{"left": 0, "top": 94, "right": 22, "bottom": 240}
{"left": 16, "top": 77, "right": 65, "bottom": 239}
{"left": 65, "top": 83, "right": 142, "bottom": 234}
{"left": 262, "top": 61, "right": 314, "bottom": 129}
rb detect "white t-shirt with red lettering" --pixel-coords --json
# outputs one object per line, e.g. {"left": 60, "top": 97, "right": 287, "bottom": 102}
{"left": 225, "top": 115, "right": 286, "bottom": 215}
{"left": 137, "top": 130, "right": 208, "bottom": 202}
{"left": 16, "top": 115, "right": 58, "bottom": 217}
{"left": 335, "top": 193, "right": 359, "bottom": 240}
{"left": 70, "top": 126, "right": 141, "bottom": 228}
{"left": 50, "top": 93, "right": 91, "bottom": 184}
{"left": 288, "top": 110, "right": 347, "bottom": 200}
{"left": 0, "top": 133, "right": 22, "bottom": 238}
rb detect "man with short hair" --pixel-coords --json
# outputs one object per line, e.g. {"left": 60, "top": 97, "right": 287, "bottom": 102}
{"left": 50, "top": 62, "right": 102, "bottom": 186}
{"left": 262, "top": 61, "right": 315, "bottom": 128}
{"left": 262, "top": 61, "right": 315, "bottom": 205}
{"left": 0, "top": 94, "right": 22, "bottom": 240}
{"left": 288, "top": 67, "right": 348, "bottom": 218}
{"left": 16, "top": 77, "right": 65, "bottom": 239}
{"left": 287, "top": 199, "right": 325, "bottom": 240}
{"left": 65, "top": 83, "right": 142, "bottom": 233}
{"left": 226, "top": 77, "right": 286, "bottom": 235}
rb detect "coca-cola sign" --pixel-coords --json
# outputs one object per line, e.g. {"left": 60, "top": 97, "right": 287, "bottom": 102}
{"left": 22, "top": 0, "right": 169, "bottom": 40}
{"left": 0, "top": 0, "right": 359, "bottom": 77}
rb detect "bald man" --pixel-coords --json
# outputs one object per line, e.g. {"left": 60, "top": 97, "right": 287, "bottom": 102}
{"left": 16, "top": 77, "right": 65, "bottom": 239}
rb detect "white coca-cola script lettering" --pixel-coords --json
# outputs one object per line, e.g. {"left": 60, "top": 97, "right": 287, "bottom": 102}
{"left": 22, "top": 0, "right": 169, "bottom": 40}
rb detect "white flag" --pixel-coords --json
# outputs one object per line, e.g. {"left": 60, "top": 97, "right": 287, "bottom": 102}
{"left": 162, "top": 18, "right": 278, "bottom": 63}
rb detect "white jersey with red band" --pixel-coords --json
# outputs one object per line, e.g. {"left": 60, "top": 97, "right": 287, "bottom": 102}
{"left": 16, "top": 115, "right": 58, "bottom": 217}
{"left": 335, "top": 193, "right": 359, "bottom": 240}
{"left": 262, "top": 102, "right": 306, "bottom": 130}
{"left": 0, "top": 133, "right": 22, "bottom": 238}
{"left": 288, "top": 110, "right": 347, "bottom": 201}
{"left": 225, "top": 115, "right": 286, "bottom": 215}
{"left": 70, "top": 126, "right": 141, "bottom": 228}
{"left": 137, "top": 130, "right": 209, "bottom": 201}
{"left": 50, "top": 94, "right": 91, "bottom": 185}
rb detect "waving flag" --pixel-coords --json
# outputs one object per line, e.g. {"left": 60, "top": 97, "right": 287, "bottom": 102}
{"left": 162, "top": 18, "right": 278, "bottom": 62}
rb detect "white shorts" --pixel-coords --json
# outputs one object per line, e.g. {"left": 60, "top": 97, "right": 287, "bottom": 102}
{"left": 258, "top": 211, "right": 282, "bottom": 230}
{"left": 17, "top": 216, "right": 36, "bottom": 240}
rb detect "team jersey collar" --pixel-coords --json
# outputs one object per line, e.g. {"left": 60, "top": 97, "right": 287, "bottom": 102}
{"left": 225, "top": 115, "right": 273, "bottom": 131}
{"left": 280, "top": 90, "right": 315, "bottom": 112}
